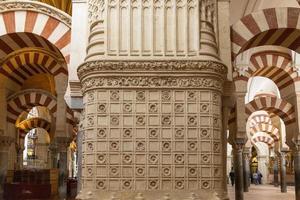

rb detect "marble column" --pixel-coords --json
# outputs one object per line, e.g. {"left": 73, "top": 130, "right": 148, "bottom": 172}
{"left": 243, "top": 148, "right": 251, "bottom": 192}
{"left": 17, "top": 138, "right": 24, "bottom": 170}
{"left": 0, "top": 136, "right": 14, "bottom": 196}
{"left": 280, "top": 150, "right": 287, "bottom": 193}
{"left": 233, "top": 139, "right": 245, "bottom": 200}
{"left": 273, "top": 156, "right": 279, "bottom": 187}
{"left": 49, "top": 142, "right": 58, "bottom": 168}
{"left": 56, "top": 137, "right": 71, "bottom": 198}
{"left": 294, "top": 146, "right": 300, "bottom": 200}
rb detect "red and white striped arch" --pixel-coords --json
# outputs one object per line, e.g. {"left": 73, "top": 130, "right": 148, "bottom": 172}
{"left": 233, "top": 51, "right": 298, "bottom": 91}
{"left": 0, "top": 9, "right": 71, "bottom": 63}
{"left": 245, "top": 94, "right": 295, "bottom": 125}
{"left": 251, "top": 135, "right": 275, "bottom": 147}
{"left": 249, "top": 113, "right": 272, "bottom": 128}
{"left": 0, "top": 49, "right": 67, "bottom": 85}
{"left": 7, "top": 90, "right": 57, "bottom": 124}
{"left": 231, "top": 7, "right": 300, "bottom": 60}
{"left": 17, "top": 117, "right": 51, "bottom": 138}
{"left": 249, "top": 123, "right": 280, "bottom": 142}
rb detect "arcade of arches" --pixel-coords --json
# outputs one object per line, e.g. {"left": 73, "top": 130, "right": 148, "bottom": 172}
{"left": 2, "top": 0, "right": 300, "bottom": 200}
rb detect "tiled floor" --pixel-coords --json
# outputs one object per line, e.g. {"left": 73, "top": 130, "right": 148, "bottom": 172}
{"left": 228, "top": 184, "right": 295, "bottom": 200}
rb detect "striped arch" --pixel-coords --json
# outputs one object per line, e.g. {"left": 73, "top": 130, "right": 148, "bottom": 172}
{"left": 7, "top": 90, "right": 57, "bottom": 124}
{"left": 0, "top": 1, "right": 71, "bottom": 63}
{"left": 249, "top": 113, "right": 272, "bottom": 128}
{"left": 245, "top": 94, "right": 295, "bottom": 125}
{"left": 249, "top": 123, "right": 280, "bottom": 142}
{"left": 234, "top": 51, "right": 298, "bottom": 91}
{"left": 0, "top": 49, "right": 67, "bottom": 85}
{"left": 251, "top": 134, "right": 275, "bottom": 147}
{"left": 17, "top": 117, "right": 51, "bottom": 138}
{"left": 231, "top": 7, "right": 300, "bottom": 60}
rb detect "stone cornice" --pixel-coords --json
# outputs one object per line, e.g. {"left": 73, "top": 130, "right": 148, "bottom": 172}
{"left": 0, "top": 0, "right": 71, "bottom": 27}
{"left": 77, "top": 60, "right": 228, "bottom": 80}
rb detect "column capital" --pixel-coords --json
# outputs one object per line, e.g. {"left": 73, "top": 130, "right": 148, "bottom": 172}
{"left": 233, "top": 138, "right": 246, "bottom": 151}
{"left": 54, "top": 137, "right": 72, "bottom": 152}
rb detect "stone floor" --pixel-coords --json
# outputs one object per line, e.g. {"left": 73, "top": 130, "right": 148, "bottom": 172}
{"left": 228, "top": 184, "right": 295, "bottom": 200}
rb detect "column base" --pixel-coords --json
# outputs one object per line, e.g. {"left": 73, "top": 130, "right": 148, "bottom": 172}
{"left": 76, "top": 189, "right": 222, "bottom": 200}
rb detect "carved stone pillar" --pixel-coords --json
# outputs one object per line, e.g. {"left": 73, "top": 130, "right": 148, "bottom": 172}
{"left": 243, "top": 148, "right": 250, "bottom": 192}
{"left": 0, "top": 136, "right": 14, "bottom": 196}
{"left": 280, "top": 150, "right": 288, "bottom": 193}
{"left": 77, "top": 60, "right": 227, "bottom": 199}
{"left": 273, "top": 155, "right": 279, "bottom": 187}
{"left": 233, "top": 139, "right": 245, "bottom": 200}
{"left": 17, "top": 138, "right": 25, "bottom": 170}
{"left": 56, "top": 137, "right": 71, "bottom": 198}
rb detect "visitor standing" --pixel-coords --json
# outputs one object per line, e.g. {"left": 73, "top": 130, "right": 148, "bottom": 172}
{"left": 229, "top": 167, "right": 235, "bottom": 186}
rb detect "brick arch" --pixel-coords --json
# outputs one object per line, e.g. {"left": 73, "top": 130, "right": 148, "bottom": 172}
{"left": 7, "top": 90, "right": 57, "bottom": 124}
{"left": 234, "top": 51, "right": 298, "bottom": 91}
{"left": 245, "top": 94, "right": 295, "bottom": 125}
{"left": 0, "top": 48, "right": 67, "bottom": 85}
{"left": 0, "top": 6, "right": 71, "bottom": 63}
{"left": 17, "top": 117, "right": 51, "bottom": 138}
{"left": 251, "top": 134, "right": 275, "bottom": 147}
{"left": 231, "top": 7, "right": 300, "bottom": 60}
{"left": 250, "top": 123, "right": 280, "bottom": 142}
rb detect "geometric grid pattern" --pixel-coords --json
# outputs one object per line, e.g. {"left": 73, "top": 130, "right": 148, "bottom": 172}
{"left": 82, "top": 89, "right": 223, "bottom": 191}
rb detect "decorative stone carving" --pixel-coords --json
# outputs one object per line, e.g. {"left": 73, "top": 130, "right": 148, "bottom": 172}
{"left": 88, "top": 0, "right": 105, "bottom": 23}
{"left": 78, "top": 60, "right": 227, "bottom": 78}
{"left": 81, "top": 76, "right": 223, "bottom": 92}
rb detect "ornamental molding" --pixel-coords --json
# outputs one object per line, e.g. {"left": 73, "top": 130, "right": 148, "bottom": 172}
{"left": 0, "top": 0, "right": 71, "bottom": 27}
{"left": 81, "top": 76, "right": 224, "bottom": 92}
{"left": 77, "top": 60, "right": 227, "bottom": 79}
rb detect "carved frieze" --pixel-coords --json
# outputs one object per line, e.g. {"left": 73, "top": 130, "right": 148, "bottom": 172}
{"left": 78, "top": 60, "right": 227, "bottom": 78}
{"left": 81, "top": 76, "right": 223, "bottom": 92}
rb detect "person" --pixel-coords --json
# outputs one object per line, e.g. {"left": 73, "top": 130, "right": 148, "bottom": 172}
{"left": 229, "top": 167, "right": 235, "bottom": 186}
{"left": 257, "top": 170, "right": 263, "bottom": 184}
{"left": 253, "top": 171, "right": 259, "bottom": 185}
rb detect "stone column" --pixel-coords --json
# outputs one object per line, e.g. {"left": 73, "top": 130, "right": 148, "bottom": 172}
{"left": 243, "top": 148, "right": 251, "bottom": 192}
{"left": 49, "top": 142, "right": 58, "bottom": 168}
{"left": 0, "top": 136, "right": 14, "bottom": 196}
{"left": 280, "top": 150, "right": 288, "bottom": 193}
{"left": 233, "top": 139, "right": 245, "bottom": 200}
{"left": 56, "top": 137, "right": 71, "bottom": 198}
{"left": 294, "top": 143, "right": 300, "bottom": 200}
{"left": 17, "top": 138, "right": 25, "bottom": 170}
{"left": 273, "top": 155, "right": 279, "bottom": 187}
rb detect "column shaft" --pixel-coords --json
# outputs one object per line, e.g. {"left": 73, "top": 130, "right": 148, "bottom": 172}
{"left": 0, "top": 151, "right": 8, "bottom": 195}
{"left": 243, "top": 152, "right": 250, "bottom": 192}
{"left": 294, "top": 149, "right": 300, "bottom": 200}
{"left": 274, "top": 157, "right": 279, "bottom": 187}
{"left": 234, "top": 142, "right": 244, "bottom": 200}
{"left": 280, "top": 152, "right": 287, "bottom": 193}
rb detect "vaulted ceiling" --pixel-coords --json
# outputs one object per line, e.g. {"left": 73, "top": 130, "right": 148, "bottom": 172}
{"left": 39, "top": 0, "right": 72, "bottom": 15}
